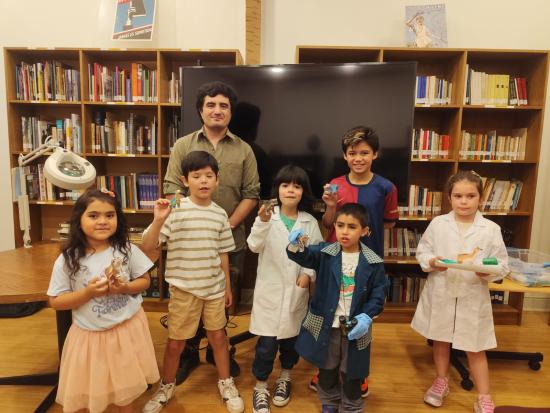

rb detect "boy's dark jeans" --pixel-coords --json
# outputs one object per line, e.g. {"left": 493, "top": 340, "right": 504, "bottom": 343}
{"left": 252, "top": 335, "right": 299, "bottom": 381}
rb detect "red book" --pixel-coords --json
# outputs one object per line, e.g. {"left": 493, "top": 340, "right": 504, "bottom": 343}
{"left": 521, "top": 77, "right": 528, "bottom": 105}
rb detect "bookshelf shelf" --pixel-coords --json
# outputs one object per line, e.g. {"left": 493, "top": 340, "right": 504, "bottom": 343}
{"left": 122, "top": 209, "right": 154, "bottom": 214}
{"left": 399, "top": 215, "right": 435, "bottom": 221}
{"left": 463, "top": 105, "right": 544, "bottom": 111}
{"left": 482, "top": 211, "right": 531, "bottom": 217}
{"left": 85, "top": 153, "right": 159, "bottom": 158}
{"left": 411, "top": 158, "right": 455, "bottom": 163}
{"left": 384, "top": 257, "right": 419, "bottom": 264}
{"left": 83, "top": 101, "right": 158, "bottom": 107}
{"left": 29, "top": 200, "right": 75, "bottom": 206}
{"left": 458, "top": 160, "right": 537, "bottom": 164}
{"left": 6, "top": 47, "right": 242, "bottom": 309}
{"left": 9, "top": 100, "right": 82, "bottom": 106}
{"left": 297, "top": 46, "right": 549, "bottom": 325}
{"left": 415, "top": 104, "right": 461, "bottom": 109}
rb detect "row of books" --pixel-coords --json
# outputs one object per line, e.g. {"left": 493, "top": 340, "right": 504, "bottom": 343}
{"left": 410, "top": 128, "right": 451, "bottom": 159}
{"left": 386, "top": 274, "right": 507, "bottom": 305}
{"left": 387, "top": 274, "right": 426, "bottom": 304}
{"left": 88, "top": 63, "right": 158, "bottom": 103}
{"left": 415, "top": 75, "right": 452, "bottom": 105}
{"left": 54, "top": 222, "right": 146, "bottom": 243}
{"left": 464, "top": 67, "right": 528, "bottom": 106}
{"left": 168, "top": 68, "right": 183, "bottom": 104}
{"left": 405, "top": 185, "right": 443, "bottom": 217}
{"left": 166, "top": 111, "right": 181, "bottom": 151}
{"left": 20, "top": 114, "right": 82, "bottom": 154}
{"left": 459, "top": 129, "right": 527, "bottom": 161}
{"left": 11, "top": 164, "right": 83, "bottom": 202}
{"left": 97, "top": 173, "right": 159, "bottom": 210}
{"left": 90, "top": 111, "right": 157, "bottom": 155}
{"left": 491, "top": 291, "right": 507, "bottom": 305}
{"left": 56, "top": 222, "right": 70, "bottom": 240}
{"left": 15, "top": 60, "right": 80, "bottom": 101}
{"left": 383, "top": 227, "right": 422, "bottom": 257}
{"left": 142, "top": 267, "right": 161, "bottom": 298}
{"left": 478, "top": 175, "right": 523, "bottom": 211}
{"left": 128, "top": 227, "right": 146, "bottom": 244}
{"left": 168, "top": 61, "right": 202, "bottom": 104}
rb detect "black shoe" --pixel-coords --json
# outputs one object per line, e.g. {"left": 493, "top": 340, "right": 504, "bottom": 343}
{"left": 206, "top": 346, "right": 241, "bottom": 377}
{"left": 272, "top": 378, "right": 291, "bottom": 407}
{"left": 175, "top": 351, "right": 200, "bottom": 385}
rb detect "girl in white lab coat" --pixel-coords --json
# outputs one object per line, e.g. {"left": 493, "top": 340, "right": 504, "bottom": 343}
{"left": 411, "top": 170, "right": 509, "bottom": 413}
{"left": 247, "top": 165, "right": 323, "bottom": 413}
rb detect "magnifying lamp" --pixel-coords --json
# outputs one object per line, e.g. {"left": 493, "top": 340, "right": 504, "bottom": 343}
{"left": 17, "top": 137, "right": 96, "bottom": 247}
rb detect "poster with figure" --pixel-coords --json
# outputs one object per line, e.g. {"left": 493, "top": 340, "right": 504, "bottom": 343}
{"left": 405, "top": 4, "right": 447, "bottom": 48}
{"left": 113, "top": 0, "right": 156, "bottom": 40}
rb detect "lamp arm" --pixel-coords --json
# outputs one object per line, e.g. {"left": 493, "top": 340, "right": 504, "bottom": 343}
{"left": 17, "top": 136, "right": 59, "bottom": 248}
{"left": 18, "top": 139, "right": 59, "bottom": 167}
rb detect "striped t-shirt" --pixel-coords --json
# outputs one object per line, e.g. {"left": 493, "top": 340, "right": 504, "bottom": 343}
{"left": 159, "top": 197, "right": 235, "bottom": 299}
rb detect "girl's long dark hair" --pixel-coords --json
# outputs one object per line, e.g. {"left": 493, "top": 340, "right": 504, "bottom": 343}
{"left": 271, "top": 165, "right": 314, "bottom": 214}
{"left": 62, "top": 189, "right": 129, "bottom": 278}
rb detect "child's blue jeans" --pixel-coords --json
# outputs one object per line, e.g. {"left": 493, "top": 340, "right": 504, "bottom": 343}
{"left": 252, "top": 335, "right": 299, "bottom": 381}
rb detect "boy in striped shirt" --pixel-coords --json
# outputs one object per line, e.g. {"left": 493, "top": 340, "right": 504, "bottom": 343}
{"left": 142, "top": 151, "right": 244, "bottom": 413}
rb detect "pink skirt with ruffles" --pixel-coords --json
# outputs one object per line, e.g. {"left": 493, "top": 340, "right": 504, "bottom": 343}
{"left": 56, "top": 308, "right": 159, "bottom": 412}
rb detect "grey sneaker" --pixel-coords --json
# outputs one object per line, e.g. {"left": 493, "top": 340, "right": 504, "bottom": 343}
{"left": 252, "top": 387, "right": 270, "bottom": 413}
{"left": 218, "top": 377, "right": 245, "bottom": 413}
{"left": 142, "top": 381, "right": 175, "bottom": 413}
{"left": 272, "top": 378, "right": 291, "bottom": 407}
{"left": 423, "top": 377, "right": 449, "bottom": 407}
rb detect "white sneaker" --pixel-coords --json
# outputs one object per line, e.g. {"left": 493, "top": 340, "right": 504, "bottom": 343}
{"left": 218, "top": 377, "right": 245, "bottom": 413}
{"left": 142, "top": 381, "right": 175, "bottom": 413}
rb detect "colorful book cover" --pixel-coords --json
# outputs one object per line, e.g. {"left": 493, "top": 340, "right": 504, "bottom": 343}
{"left": 405, "top": 4, "right": 448, "bottom": 48}
{"left": 113, "top": 0, "right": 156, "bottom": 41}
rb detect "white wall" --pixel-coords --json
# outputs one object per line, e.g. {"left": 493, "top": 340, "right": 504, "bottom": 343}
{"left": 0, "top": 0, "right": 245, "bottom": 251}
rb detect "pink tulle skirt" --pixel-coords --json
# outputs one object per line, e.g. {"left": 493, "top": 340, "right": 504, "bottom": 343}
{"left": 56, "top": 308, "right": 159, "bottom": 412}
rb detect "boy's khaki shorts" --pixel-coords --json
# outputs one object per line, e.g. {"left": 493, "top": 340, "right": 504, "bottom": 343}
{"left": 167, "top": 285, "right": 227, "bottom": 340}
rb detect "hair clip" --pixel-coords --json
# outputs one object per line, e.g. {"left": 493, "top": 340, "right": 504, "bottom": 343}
{"left": 100, "top": 188, "right": 116, "bottom": 198}
{"left": 470, "top": 170, "right": 481, "bottom": 178}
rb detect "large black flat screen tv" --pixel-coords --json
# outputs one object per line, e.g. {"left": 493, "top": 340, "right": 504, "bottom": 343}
{"left": 182, "top": 62, "right": 416, "bottom": 203}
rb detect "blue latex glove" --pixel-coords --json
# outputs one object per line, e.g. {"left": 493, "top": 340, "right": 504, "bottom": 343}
{"left": 288, "top": 228, "right": 305, "bottom": 245}
{"left": 347, "top": 313, "right": 373, "bottom": 340}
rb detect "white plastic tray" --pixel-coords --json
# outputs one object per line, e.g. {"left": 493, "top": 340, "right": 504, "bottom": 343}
{"left": 436, "top": 260, "right": 502, "bottom": 275}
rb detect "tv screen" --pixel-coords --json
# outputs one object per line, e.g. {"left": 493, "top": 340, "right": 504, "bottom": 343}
{"left": 182, "top": 62, "right": 416, "bottom": 204}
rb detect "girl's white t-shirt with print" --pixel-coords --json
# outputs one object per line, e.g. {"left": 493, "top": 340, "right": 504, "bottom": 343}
{"left": 48, "top": 244, "right": 153, "bottom": 331}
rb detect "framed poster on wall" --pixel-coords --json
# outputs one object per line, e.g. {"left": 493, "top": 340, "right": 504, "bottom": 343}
{"left": 113, "top": 0, "right": 157, "bottom": 40}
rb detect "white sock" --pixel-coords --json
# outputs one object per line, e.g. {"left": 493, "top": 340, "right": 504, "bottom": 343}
{"left": 255, "top": 380, "right": 268, "bottom": 390}
{"left": 279, "top": 369, "right": 291, "bottom": 380}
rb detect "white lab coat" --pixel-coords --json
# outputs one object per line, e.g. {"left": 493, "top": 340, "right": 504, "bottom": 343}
{"left": 411, "top": 211, "right": 509, "bottom": 352}
{"left": 247, "top": 207, "right": 323, "bottom": 339}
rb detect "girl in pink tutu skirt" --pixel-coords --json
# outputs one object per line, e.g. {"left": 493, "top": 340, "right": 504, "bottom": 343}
{"left": 48, "top": 189, "right": 159, "bottom": 412}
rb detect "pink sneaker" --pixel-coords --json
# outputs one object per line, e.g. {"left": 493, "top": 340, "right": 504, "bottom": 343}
{"left": 423, "top": 377, "right": 449, "bottom": 407}
{"left": 474, "top": 394, "right": 495, "bottom": 413}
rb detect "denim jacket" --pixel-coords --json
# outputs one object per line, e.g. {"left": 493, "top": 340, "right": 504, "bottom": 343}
{"left": 287, "top": 241, "right": 387, "bottom": 379}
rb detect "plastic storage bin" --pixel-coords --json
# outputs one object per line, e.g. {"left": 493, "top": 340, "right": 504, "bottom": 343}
{"left": 507, "top": 248, "right": 550, "bottom": 287}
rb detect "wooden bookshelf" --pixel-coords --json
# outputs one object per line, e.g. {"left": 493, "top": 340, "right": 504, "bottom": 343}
{"left": 296, "top": 46, "right": 549, "bottom": 325}
{"left": 5, "top": 47, "right": 242, "bottom": 311}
